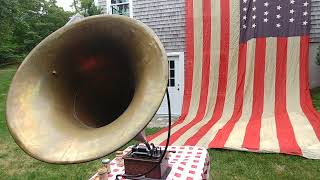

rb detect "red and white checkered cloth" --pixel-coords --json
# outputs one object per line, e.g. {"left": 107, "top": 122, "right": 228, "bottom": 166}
{"left": 90, "top": 146, "right": 210, "bottom": 180}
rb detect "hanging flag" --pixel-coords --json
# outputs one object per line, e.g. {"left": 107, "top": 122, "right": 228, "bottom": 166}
{"left": 148, "top": 0, "right": 320, "bottom": 159}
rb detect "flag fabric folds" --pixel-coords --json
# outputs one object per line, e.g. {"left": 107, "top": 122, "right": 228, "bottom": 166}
{"left": 148, "top": 0, "right": 320, "bottom": 159}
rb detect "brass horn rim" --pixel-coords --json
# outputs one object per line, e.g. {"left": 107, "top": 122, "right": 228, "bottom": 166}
{"left": 6, "top": 15, "right": 168, "bottom": 164}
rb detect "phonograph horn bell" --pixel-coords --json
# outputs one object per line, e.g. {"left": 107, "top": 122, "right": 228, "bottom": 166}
{"left": 6, "top": 15, "right": 168, "bottom": 164}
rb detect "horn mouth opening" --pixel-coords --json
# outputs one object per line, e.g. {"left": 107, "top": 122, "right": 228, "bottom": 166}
{"left": 70, "top": 38, "right": 135, "bottom": 128}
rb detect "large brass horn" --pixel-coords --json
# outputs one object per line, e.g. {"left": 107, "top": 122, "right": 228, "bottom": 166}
{"left": 6, "top": 15, "right": 168, "bottom": 164}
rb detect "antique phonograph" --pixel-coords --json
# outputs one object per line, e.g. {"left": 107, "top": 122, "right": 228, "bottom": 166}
{"left": 6, "top": 15, "right": 173, "bottom": 179}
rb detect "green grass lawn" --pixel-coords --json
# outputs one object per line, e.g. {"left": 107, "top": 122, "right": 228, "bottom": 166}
{"left": 1, "top": 64, "right": 320, "bottom": 180}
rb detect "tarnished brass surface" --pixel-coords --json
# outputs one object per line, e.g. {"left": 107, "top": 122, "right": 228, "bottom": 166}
{"left": 6, "top": 15, "right": 168, "bottom": 164}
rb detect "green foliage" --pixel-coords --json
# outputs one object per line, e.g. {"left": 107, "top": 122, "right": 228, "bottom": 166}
{"left": 311, "top": 87, "right": 320, "bottom": 111}
{"left": 0, "top": 0, "right": 101, "bottom": 64}
{"left": 72, "top": 0, "right": 102, "bottom": 17}
{"left": 0, "top": 0, "right": 72, "bottom": 64}
{"left": 0, "top": 0, "right": 19, "bottom": 62}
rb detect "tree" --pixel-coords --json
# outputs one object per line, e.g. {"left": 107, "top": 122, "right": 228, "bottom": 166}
{"left": 15, "top": 0, "right": 72, "bottom": 51}
{"left": 72, "top": 0, "right": 102, "bottom": 17}
{"left": 0, "top": 0, "right": 19, "bottom": 61}
{"left": 72, "top": 0, "right": 81, "bottom": 13}
{"left": 0, "top": 0, "right": 72, "bottom": 63}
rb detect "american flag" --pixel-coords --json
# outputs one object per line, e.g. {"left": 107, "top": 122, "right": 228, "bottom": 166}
{"left": 240, "top": 0, "right": 310, "bottom": 42}
{"left": 148, "top": 0, "right": 320, "bottom": 159}
{"left": 240, "top": 0, "right": 311, "bottom": 42}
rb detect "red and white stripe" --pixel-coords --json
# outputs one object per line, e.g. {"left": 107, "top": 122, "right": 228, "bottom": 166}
{"left": 148, "top": 0, "right": 320, "bottom": 159}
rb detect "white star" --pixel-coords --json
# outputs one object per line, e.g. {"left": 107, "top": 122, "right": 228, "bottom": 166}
{"left": 303, "top": 1, "right": 309, "bottom": 7}
{"left": 264, "top": 18, "right": 268, "bottom": 22}
{"left": 276, "top": 23, "right": 281, "bottom": 28}
{"left": 289, "top": 18, "right": 295, "bottom": 23}
{"left": 303, "top": 21, "right": 308, "bottom": 25}
{"left": 252, "top": 15, "right": 257, "bottom": 20}
{"left": 277, "top": 5, "right": 282, "bottom": 10}
{"left": 303, "top": 11, "right": 308, "bottom": 16}
{"left": 290, "top": 0, "right": 295, "bottom": 4}
{"left": 290, "top": 9, "right": 295, "bottom": 14}
{"left": 243, "top": 0, "right": 247, "bottom": 3}
{"left": 243, "top": 15, "right": 247, "bottom": 20}
{"left": 243, "top": 24, "right": 247, "bottom": 29}
{"left": 276, "top": 14, "right": 281, "bottom": 19}
{"left": 252, "top": 6, "right": 256, "bottom": 11}
{"left": 243, "top": 7, "right": 247, "bottom": 12}
{"left": 252, "top": 23, "right": 256, "bottom": 28}
{"left": 264, "top": 11, "right": 269, "bottom": 16}
{"left": 264, "top": 2, "right": 269, "bottom": 7}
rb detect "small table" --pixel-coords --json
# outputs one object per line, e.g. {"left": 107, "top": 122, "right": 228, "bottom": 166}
{"left": 90, "top": 146, "right": 210, "bottom": 180}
